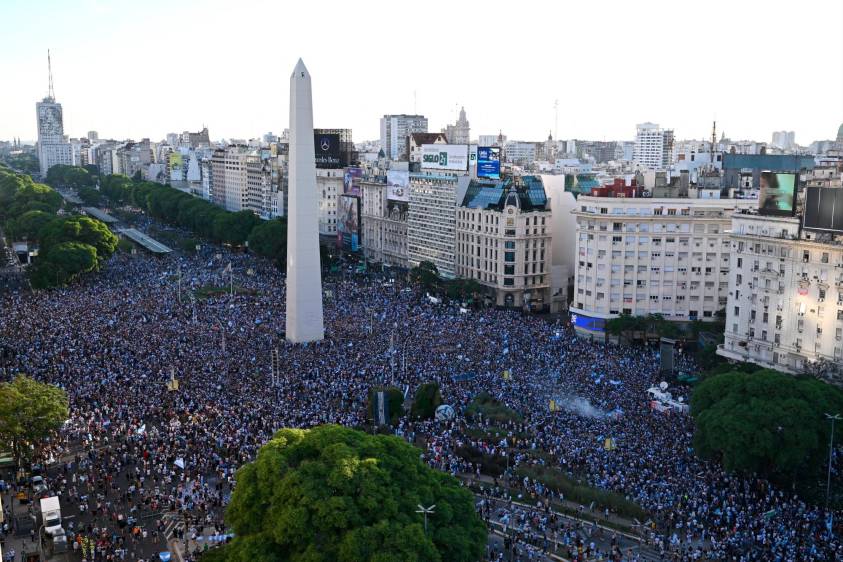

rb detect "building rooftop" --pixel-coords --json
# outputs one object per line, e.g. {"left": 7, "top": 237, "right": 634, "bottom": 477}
{"left": 460, "top": 175, "right": 548, "bottom": 211}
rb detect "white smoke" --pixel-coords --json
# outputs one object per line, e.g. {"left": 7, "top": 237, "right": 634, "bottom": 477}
{"left": 555, "top": 396, "right": 608, "bottom": 419}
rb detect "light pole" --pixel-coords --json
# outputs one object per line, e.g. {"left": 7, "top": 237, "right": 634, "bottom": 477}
{"left": 416, "top": 504, "right": 435, "bottom": 534}
{"left": 826, "top": 413, "right": 841, "bottom": 511}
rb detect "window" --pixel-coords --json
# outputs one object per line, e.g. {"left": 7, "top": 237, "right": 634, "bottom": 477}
{"left": 503, "top": 278, "right": 514, "bottom": 286}
{"left": 504, "top": 252, "right": 515, "bottom": 262}
{"left": 504, "top": 241, "right": 515, "bottom": 249}
{"left": 504, "top": 265, "right": 514, "bottom": 275}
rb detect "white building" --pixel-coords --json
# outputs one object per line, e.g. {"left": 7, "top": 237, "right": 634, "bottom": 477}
{"left": 210, "top": 146, "right": 251, "bottom": 212}
{"left": 503, "top": 141, "right": 537, "bottom": 165}
{"left": 570, "top": 195, "right": 756, "bottom": 338}
{"left": 317, "top": 168, "right": 343, "bottom": 236}
{"left": 209, "top": 146, "right": 283, "bottom": 218}
{"left": 35, "top": 97, "right": 72, "bottom": 177}
{"left": 719, "top": 213, "right": 843, "bottom": 372}
{"left": 633, "top": 123, "right": 674, "bottom": 171}
{"left": 771, "top": 131, "right": 796, "bottom": 151}
{"left": 380, "top": 114, "right": 428, "bottom": 161}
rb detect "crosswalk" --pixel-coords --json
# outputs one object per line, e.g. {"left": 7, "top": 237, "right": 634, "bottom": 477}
{"left": 162, "top": 512, "right": 185, "bottom": 541}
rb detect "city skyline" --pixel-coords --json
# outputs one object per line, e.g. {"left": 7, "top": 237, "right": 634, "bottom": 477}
{"left": 1, "top": 0, "right": 842, "bottom": 144}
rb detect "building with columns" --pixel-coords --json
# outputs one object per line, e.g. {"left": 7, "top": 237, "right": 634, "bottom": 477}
{"left": 443, "top": 107, "right": 470, "bottom": 145}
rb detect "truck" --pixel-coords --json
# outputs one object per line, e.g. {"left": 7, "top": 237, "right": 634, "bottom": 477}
{"left": 39, "top": 496, "right": 63, "bottom": 537}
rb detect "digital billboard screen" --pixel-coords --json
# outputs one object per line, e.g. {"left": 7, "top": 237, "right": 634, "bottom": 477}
{"left": 337, "top": 195, "right": 360, "bottom": 251}
{"left": 570, "top": 312, "right": 605, "bottom": 332}
{"left": 386, "top": 170, "right": 410, "bottom": 201}
{"left": 421, "top": 144, "right": 469, "bottom": 171}
{"left": 477, "top": 146, "right": 501, "bottom": 180}
{"left": 314, "top": 133, "right": 341, "bottom": 168}
{"left": 758, "top": 172, "right": 797, "bottom": 216}
{"left": 804, "top": 186, "right": 843, "bottom": 234}
{"left": 343, "top": 167, "right": 363, "bottom": 196}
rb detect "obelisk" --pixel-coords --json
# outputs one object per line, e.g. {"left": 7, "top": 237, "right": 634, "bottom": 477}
{"left": 285, "top": 59, "right": 324, "bottom": 343}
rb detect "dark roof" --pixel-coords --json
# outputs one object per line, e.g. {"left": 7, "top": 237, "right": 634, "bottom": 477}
{"left": 461, "top": 176, "right": 548, "bottom": 212}
{"left": 409, "top": 132, "right": 446, "bottom": 146}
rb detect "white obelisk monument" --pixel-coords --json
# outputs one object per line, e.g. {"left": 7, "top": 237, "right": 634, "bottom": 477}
{"left": 285, "top": 59, "right": 324, "bottom": 343}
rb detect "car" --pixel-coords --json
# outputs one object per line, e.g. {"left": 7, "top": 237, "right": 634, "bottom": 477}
{"left": 30, "top": 475, "right": 47, "bottom": 495}
{"left": 51, "top": 533, "right": 69, "bottom": 554}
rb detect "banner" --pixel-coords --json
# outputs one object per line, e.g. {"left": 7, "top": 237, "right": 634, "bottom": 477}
{"left": 343, "top": 167, "right": 363, "bottom": 196}
{"left": 421, "top": 144, "right": 469, "bottom": 171}
{"left": 375, "top": 391, "right": 389, "bottom": 426}
{"left": 386, "top": 170, "right": 410, "bottom": 201}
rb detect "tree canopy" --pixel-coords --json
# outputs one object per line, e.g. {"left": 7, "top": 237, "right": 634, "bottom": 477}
{"left": 248, "top": 218, "right": 287, "bottom": 265}
{"left": 0, "top": 375, "right": 69, "bottom": 467}
{"left": 210, "top": 425, "right": 486, "bottom": 562}
{"left": 691, "top": 369, "right": 843, "bottom": 480}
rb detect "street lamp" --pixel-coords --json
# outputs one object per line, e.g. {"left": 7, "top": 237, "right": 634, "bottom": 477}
{"left": 415, "top": 504, "right": 435, "bottom": 534}
{"left": 826, "top": 413, "right": 841, "bottom": 511}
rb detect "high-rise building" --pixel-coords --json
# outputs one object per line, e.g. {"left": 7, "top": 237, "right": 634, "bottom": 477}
{"left": 380, "top": 114, "right": 428, "bottom": 161}
{"left": 719, "top": 213, "right": 843, "bottom": 376}
{"left": 633, "top": 123, "right": 674, "bottom": 170}
{"left": 87, "top": 131, "right": 98, "bottom": 141}
{"left": 210, "top": 146, "right": 251, "bottom": 212}
{"left": 407, "top": 170, "right": 471, "bottom": 278}
{"left": 771, "top": 131, "right": 796, "bottom": 151}
{"left": 443, "top": 107, "right": 470, "bottom": 145}
{"left": 36, "top": 52, "right": 72, "bottom": 177}
{"left": 361, "top": 171, "right": 409, "bottom": 268}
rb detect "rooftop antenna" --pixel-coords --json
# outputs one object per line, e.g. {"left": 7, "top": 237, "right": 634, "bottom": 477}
{"left": 47, "top": 49, "right": 55, "bottom": 100}
{"left": 554, "top": 99, "right": 559, "bottom": 141}
{"left": 711, "top": 119, "right": 717, "bottom": 163}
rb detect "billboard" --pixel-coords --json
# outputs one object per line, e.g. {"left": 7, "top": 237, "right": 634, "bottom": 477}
{"left": 343, "top": 167, "right": 363, "bottom": 196}
{"left": 421, "top": 144, "right": 469, "bottom": 171}
{"left": 804, "top": 187, "right": 843, "bottom": 233}
{"left": 337, "top": 195, "right": 360, "bottom": 251}
{"left": 758, "top": 172, "right": 797, "bottom": 216}
{"left": 314, "top": 133, "right": 341, "bottom": 168}
{"left": 169, "top": 152, "right": 183, "bottom": 169}
{"left": 476, "top": 146, "right": 501, "bottom": 180}
{"left": 469, "top": 145, "right": 477, "bottom": 167}
{"left": 570, "top": 312, "right": 605, "bottom": 332}
{"left": 386, "top": 170, "right": 410, "bottom": 202}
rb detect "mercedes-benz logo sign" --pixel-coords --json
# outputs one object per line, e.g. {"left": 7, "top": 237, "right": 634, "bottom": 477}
{"left": 320, "top": 138, "right": 330, "bottom": 151}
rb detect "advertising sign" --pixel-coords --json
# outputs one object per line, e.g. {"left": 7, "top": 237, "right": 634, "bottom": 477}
{"left": 421, "top": 144, "right": 469, "bottom": 171}
{"left": 343, "top": 167, "right": 363, "bottom": 196}
{"left": 337, "top": 195, "right": 360, "bottom": 251}
{"left": 758, "top": 171, "right": 797, "bottom": 216}
{"left": 476, "top": 146, "right": 502, "bottom": 180}
{"left": 168, "top": 152, "right": 183, "bottom": 169}
{"left": 804, "top": 186, "right": 843, "bottom": 234}
{"left": 469, "top": 145, "right": 477, "bottom": 167}
{"left": 386, "top": 170, "right": 410, "bottom": 201}
{"left": 314, "top": 133, "right": 341, "bottom": 168}
{"left": 570, "top": 312, "right": 606, "bottom": 332}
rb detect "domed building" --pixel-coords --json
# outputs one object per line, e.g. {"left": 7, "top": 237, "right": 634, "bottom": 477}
{"left": 837, "top": 123, "right": 843, "bottom": 143}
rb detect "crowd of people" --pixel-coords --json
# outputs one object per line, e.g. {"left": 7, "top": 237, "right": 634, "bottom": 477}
{"left": 0, "top": 231, "right": 841, "bottom": 561}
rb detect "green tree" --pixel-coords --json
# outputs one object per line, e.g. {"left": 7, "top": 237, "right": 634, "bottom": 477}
{"left": 6, "top": 209, "right": 53, "bottom": 240}
{"left": 691, "top": 369, "right": 843, "bottom": 480}
{"left": 39, "top": 215, "right": 117, "bottom": 266}
{"left": 213, "top": 210, "right": 261, "bottom": 246}
{"left": 411, "top": 382, "right": 442, "bottom": 420}
{"left": 248, "top": 219, "right": 287, "bottom": 264}
{"left": 77, "top": 186, "right": 102, "bottom": 206}
{"left": 31, "top": 241, "right": 99, "bottom": 288}
{"left": 213, "top": 425, "right": 486, "bottom": 562}
{"left": 0, "top": 375, "right": 69, "bottom": 468}
{"left": 410, "top": 261, "right": 440, "bottom": 292}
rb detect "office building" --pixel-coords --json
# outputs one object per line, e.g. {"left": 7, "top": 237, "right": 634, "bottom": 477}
{"left": 443, "top": 107, "right": 470, "bottom": 145}
{"left": 35, "top": 55, "right": 72, "bottom": 177}
{"left": 408, "top": 133, "right": 447, "bottom": 165}
{"left": 317, "top": 169, "right": 343, "bottom": 236}
{"left": 455, "top": 176, "right": 551, "bottom": 309}
{"left": 633, "top": 123, "right": 674, "bottom": 171}
{"left": 570, "top": 191, "right": 756, "bottom": 338}
{"left": 210, "top": 146, "right": 251, "bottom": 212}
{"left": 407, "top": 170, "right": 471, "bottom": 278}
{"left": 503, "top": 141, "right": 537, "bottom": 165}
{"left": 771, "top": 131, "right": 796, "bottom": 151}
{"left": 380, "top": 114, "right": 428, "bottom": 161}
{"left": 719, "top": 213, "right": 843, "bottom": 374}
{"left": 361, "top": 171, "right": 409, "bottom": 267}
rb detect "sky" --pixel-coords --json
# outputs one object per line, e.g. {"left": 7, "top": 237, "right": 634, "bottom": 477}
{"left": 1, "top": 0, "right": 842, "bottom": 145}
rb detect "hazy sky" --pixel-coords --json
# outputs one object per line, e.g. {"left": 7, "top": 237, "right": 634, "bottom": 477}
{"left": 2, "top": 0, "right": 842, "bottom": 144}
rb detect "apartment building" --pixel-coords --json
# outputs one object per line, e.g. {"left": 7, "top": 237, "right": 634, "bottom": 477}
{"left": 719, "top": 213, "right": 843, "bottom": 373}
{"left": 361, "top": 174, "right": 409, "bottom": 267}
{"left": 570, "top": 194, "right": 755, "bottom": 338}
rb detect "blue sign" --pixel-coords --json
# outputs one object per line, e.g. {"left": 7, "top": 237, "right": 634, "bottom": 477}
{"left": 477, "top": 146, "right": 501, "bottom": 180}
{"left": 159, "top": 553, "right": 172, "bottom": 562}
{"left": 571, "top": 313, "right": 606, "bottom": 332}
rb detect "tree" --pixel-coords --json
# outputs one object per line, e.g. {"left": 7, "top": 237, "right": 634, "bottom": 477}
{"left": 691, "top": 369, "right": 843, "bottom": 481}
{"left": 30, "top": 242, "right": 99, "bottom": 288}
{"left": 0, "top": 375, "right": 69, "bottom": 468}
{"left": 213, "top": 425, "right": 486, "bottom": 562}
{"left": 411, "top": 382, "right": 442, "bottom": 420}
{"left": 39, "top": 215, "right": 117, "bottom": 266}
{"left": 77, "top": 186, "right": 102, "bottom": 206}
{"left": 410, "top": 261, "right": 440, "bottom": 292}
{"left": 248, "top": 219, "right": 287, "bottom": 264}
{"left": 213, "top": 210, "right": 261, "bottom": 246}
{"left": 6, "top": 209, "right": 53, "bottom": 241}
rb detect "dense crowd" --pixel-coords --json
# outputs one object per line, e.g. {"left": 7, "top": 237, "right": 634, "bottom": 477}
{"left": 0, "top": 238, "right": 841, "bottom": 561}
